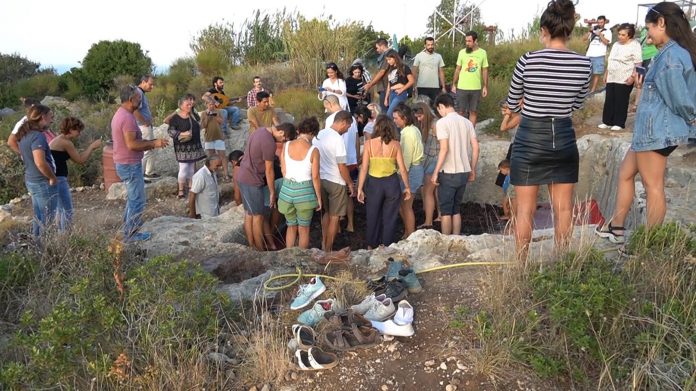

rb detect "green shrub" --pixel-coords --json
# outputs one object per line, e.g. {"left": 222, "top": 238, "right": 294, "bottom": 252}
{"left": 0, "top": 234, "right": 236, "bottom": 389}
{"left": 13, "top": 73, "right": 62, "bottom": 99}
{"left": 273, "top": 88, "right": 325, "bottom": 123}
{"left": 529, "top": 250, "right": 632, "bottom": 378}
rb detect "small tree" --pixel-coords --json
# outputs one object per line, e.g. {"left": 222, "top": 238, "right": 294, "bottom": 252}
{"left": 237, "top": 10, "right": 289, "bottom": 65}
{"left": 80, "top": 40, "right": 152, "bottom": 99}
{"left": 190, "top": 22, "right": 238, "bottom": 66}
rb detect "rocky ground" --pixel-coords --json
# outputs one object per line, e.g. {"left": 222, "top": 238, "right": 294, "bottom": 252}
{"left": 2, "top": 99, "right": 695, "bottom": 390}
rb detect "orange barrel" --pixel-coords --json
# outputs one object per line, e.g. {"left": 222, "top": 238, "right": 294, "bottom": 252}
{"left": 102, "top": 142, "right": 121, "bottom": 192}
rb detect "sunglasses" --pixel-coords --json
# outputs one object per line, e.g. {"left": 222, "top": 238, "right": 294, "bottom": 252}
{"left": 648, "top": 6, "right": 662, "bottom": 18}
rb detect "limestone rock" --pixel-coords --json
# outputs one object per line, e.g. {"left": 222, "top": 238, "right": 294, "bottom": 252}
{"left": 41, "top": 96, "right": 71, "bottom": 109}
{"left": 105, "top": 176, "right": 179, "bottom": 200}
{"left": 0, "top": 107, "right": 16, "bottom": 118}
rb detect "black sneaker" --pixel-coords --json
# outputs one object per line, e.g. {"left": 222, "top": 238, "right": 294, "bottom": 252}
{"left": 374, "top": 280, "right": 408, "bottom": 303}
{"left": 144, "top": 173, "right": 161, "bottom": 180}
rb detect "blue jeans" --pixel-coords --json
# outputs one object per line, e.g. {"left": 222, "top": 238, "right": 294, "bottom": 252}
{"left": 220, "top": 106, "right": 241, "bottom": 133}
{"left": 55, "top": 176, "right": 73, "bottom": 231}
{"left": 386, "top": 90, "right": 409, "bottom": 117}
{"left": 115, "top": 162, "right": 147, "bottom": 237}
{"left": 25, "top": 179, "right": 58, "bottom": 238}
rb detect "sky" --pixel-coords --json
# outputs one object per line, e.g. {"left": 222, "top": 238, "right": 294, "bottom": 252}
{"left": 1, "top": 0, "right": 651, "bottom": 72}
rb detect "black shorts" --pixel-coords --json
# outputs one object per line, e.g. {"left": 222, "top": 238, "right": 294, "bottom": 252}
{"left": 654, "top": 145, "right": 677, "bottom": 157}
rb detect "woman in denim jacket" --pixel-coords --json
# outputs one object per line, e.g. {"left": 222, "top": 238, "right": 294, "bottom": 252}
{"left": 595, "top": 2, "right": 696, "bottom": 248}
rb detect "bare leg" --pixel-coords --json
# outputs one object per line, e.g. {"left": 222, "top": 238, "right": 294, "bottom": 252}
{"left": 218, "top": 150, "right": 229, "bottom": 178}
{"left": 298, "top": 226, "right": 311, "bottom": 249}
{"left": 441, "top": 215, "right": 453, "bottom": 235}
{"left": 635, "top": 150, "right": 669, "bottom": 228}
{"left": 346, "top": 197, "right": 354, "bottom": 232}
{"left": 514, "top": 185, "right": 539, "bottom": 263}
{"left": 243, "top": 214, "right": 255, "bottom": 249}
{"left": 263, "top": 217, "right": 277, "bottom": 251}
{"left": 400, "top": 197, "right": 416, "bottom": 239}
{"left": 285, "top": 225, "right": 298, "bottom": 248}
{"left": 252, "top": 215, "right": 266, "bottom": 251}
{"left": 422, "top": 175, "right": 437, "bottom": 226}
{"left": 548, "top": 183, "right": 575, "bottom": 252}
{"left": 611, "top": 149, "right": 638, "bottom": 230}
{"left": 469, "top": 111, "right": 478, "bottom": 128}
{"left": 321, "top": 213, "right": 329, "bottom": 250}
{"left": 590, "top": 74, "right": 600, "bottom": 93}
{"left": 452, "top": 213, "right": 462, "bottom": 235}
{"left": 325, "top": 215, "right": 341, "bottom": 252}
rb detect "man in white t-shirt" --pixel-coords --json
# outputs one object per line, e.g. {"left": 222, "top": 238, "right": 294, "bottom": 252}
{"left": 412, "top": 37, "right": 447, "bottom": 106}
{"left": 313, "top": 110, "right": 355, "bottom": 251}
{"left": 7, "top": 98, "right": 39, "bottom": 155}
{"left": 431, "top": 94, "right": 479, "bottom": 236}
{"left": 188, "top": 156, "right": 222, "bottom": 219}
{"left": 584, "top": 15, "right": 612, "bottom": 93}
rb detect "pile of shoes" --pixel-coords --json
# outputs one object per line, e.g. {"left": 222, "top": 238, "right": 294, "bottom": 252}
{"left": 359, "top": 258, "right": 420, "bottom": 337}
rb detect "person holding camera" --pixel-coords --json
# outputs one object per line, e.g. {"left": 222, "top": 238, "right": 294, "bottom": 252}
{"left": 200, "top": 99, "right": 230, "bottom": 181}
{"left": 598, "top": 23, "right": 642, "bottom": 131}
{"left": 584, "top": 15, "right": 612, "bottom": 93}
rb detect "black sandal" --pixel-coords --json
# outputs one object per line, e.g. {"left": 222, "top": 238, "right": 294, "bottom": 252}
{"left": 594, "top": 223, "right": 625, "bottom": 244}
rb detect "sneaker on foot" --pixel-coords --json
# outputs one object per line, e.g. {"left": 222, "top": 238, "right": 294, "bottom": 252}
{"left": 231, "top": 124, "right": 242, "bottom": 130}
{"left": 290, "top": 277, "right": 327, "bottom": 310}
{"left": 297, "top": 299, "right": 339, "bottom": 327}
{"left": 125, "top": 231, "right": 152, "bottom": 243}
{"left": 364, "top": 297, "right": 396, "bottom": 321}
{"left": 144, "top": 173, "right": 161, "bottom": 180}
{"left": 598, "top": 123, "right": 610, "bottom": 129}
{"left": 594, "top": 223, "right": 625, "bottom": 244}
{"left": 610, "top": 125, "right": 623, "bottom": 131}
{"left": 393, "top": 300, "right": 414, "bottom": 325}
{"left": 350, "top": 293, "right": 387, "bottom": 315}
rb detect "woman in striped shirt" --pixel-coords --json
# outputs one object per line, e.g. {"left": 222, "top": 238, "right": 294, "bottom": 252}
{"left": 505, "top": 0, "right": 592, "bottom": 262}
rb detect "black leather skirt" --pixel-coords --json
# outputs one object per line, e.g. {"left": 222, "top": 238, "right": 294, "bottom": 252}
{"left": 510, "top": 117, "right": 579, "bottom": 186}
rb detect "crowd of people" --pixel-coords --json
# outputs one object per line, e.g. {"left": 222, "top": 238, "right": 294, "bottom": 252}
{"left": 9, "top": 0, "right": 696, "bottom": 261}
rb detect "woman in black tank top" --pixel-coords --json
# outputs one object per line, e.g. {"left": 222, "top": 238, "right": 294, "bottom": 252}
{"left": 49, "top": 117, "right": 102, "bottom": 230}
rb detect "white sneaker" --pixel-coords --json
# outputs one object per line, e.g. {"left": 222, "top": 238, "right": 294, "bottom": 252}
{"left": 610, "top": 125, "right": 623, "bottom": 131}
{"left": 393, "top": 300, "right": 414, "bottom": 325}
{"left": 598, "top": 123, "right": 610, "bottom": 129}
{"left": 350, "top": 293, "right": 387, "bottom": 315}
{"left": 370, "top": 319, "right": 415, "bottom": 337}
{"left": 364, "top": 297, "right": 396, "bottom": 321}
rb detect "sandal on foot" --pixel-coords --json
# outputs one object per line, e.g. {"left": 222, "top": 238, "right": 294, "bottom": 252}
{"left": 594, "top": 223, "right": 625, "bottom": 244}
{"left": 177, "top": 190, "right": 185, "bottom": 199}
{"left": 417, "top": 224, "right": 433, "bottom": 230}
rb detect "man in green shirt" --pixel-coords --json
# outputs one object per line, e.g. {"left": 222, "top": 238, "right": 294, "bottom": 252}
{"left": 450, "top": 31, "right": 489, "bottom": 127}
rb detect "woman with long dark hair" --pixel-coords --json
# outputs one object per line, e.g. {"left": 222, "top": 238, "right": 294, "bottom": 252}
{"left": 16, "top": 105, "right": 59, "bottom": 238}
{"left": 413, "top": 101, "right": 441, "bottom": 229}
{"left": 357, "top": 115, "right": 411, "bottom": 249}
{"left": 505, "top": 0, "right": 592, "bottom": 261}
{"left": 596, "top": 2, "right": 696, "bottom": 250}
{"left": 49, "top": 117, "right": 102, "bottom": 230}
{"left": 383, "top": 51, "right": 415, "bottom": 117}
{"left": 318, "top": 62, "right": 348, "bottom": 110}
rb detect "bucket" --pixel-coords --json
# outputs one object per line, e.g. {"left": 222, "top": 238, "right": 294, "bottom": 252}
{"left": 102, "top": 142, "right": 121, "bottom": 192}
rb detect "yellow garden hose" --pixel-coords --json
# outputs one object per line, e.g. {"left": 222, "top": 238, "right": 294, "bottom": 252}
{"left": 262, "top": 261, "right": 513, "bottom": 292}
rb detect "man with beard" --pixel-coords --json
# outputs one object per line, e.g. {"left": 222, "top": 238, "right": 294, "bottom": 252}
{"left": 583, "top": 15, "right": 612, "bottom": 94}
{"left": 412, "top": 37, "right": 447, "bottom": 107}
{"left": 451, "top": 31, "right": 489, "bottom": 127}
{"left": 202, "top": 76, "right": 242, "bottom": 133}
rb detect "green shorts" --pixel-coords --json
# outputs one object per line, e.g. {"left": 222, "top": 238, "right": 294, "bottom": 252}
{"left": 278, "top": 179, "right": 318, "bottom": 226}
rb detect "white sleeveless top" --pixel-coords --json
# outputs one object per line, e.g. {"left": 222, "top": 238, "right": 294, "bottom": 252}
{"left": 284, "top": 142, "right": 315, "bottom": 182}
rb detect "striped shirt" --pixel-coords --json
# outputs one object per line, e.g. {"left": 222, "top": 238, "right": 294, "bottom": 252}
{"left": 506, "top": 49, "right": 592, "bottom": 118}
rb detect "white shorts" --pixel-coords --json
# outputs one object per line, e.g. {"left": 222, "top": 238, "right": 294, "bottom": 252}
{"left": 204, "top": 140, "right": 226, "bottom": 151}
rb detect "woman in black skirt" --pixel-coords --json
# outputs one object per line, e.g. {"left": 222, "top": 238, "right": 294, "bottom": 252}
{"left": 505, "top": 0, "right": 592, "bottom": 261}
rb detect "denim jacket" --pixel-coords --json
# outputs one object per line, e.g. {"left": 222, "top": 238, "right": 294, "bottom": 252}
{"left": 633, "top": 40, "right": 696, "bottom": 151}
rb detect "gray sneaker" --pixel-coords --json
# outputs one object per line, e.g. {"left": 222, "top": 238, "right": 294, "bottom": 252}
{"left": 350, "top": 293, "right": 387, "bottom": 315}
{"left": 364, "top": 297, "right": 396, "bottom": 321}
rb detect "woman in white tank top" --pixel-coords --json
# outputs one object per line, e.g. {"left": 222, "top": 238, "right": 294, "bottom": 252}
{"left": 278, "top": 117, "right": 322, "bottom": 248}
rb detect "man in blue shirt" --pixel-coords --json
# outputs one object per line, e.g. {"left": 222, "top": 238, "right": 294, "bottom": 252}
{"left": 134, "top": 75, "right": 159, "bottom": 181}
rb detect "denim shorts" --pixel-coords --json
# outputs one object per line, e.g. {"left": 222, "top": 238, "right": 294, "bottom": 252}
{"left": 239, "top": 182, "right": 269, "bottom": 216}
{"left": 400, "top": 164, "right": 425, "bottom": 193}
{"left": 423, "top": 157, "right": 437, "bottom": 176}
{"left": 437, "top": 172, "right": 469, "bottom": 216}
{"left": 204, "top": 140, "right": 225, "bottom": 151}
{"left": 590, "top": 56, "right": 605, "bottom": 75}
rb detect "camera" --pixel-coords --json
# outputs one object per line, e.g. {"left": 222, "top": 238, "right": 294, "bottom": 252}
{"left": 209, "top": 112, "right": 217, "bottom": 116}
